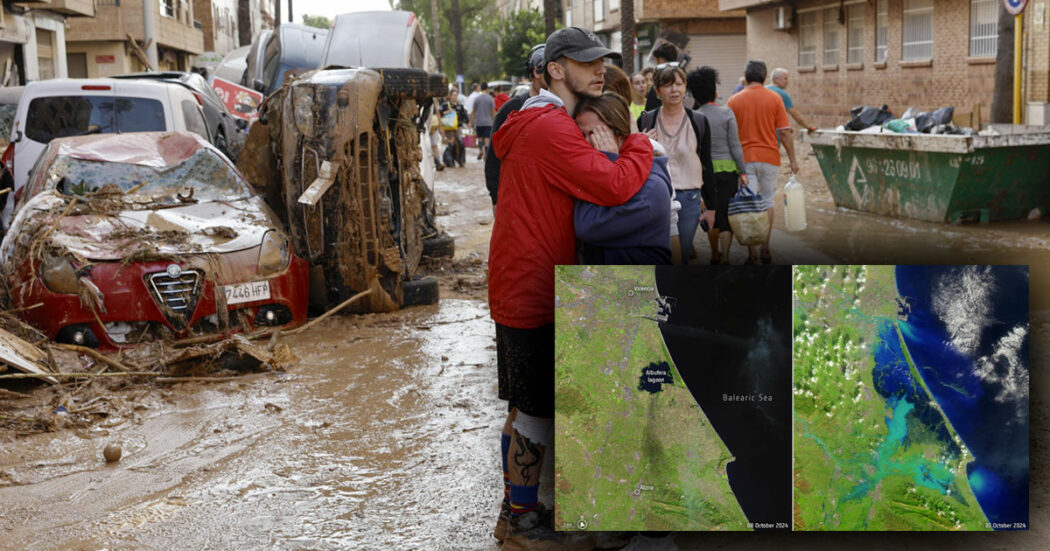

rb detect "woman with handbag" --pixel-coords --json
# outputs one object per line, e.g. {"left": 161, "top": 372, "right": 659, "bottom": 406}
{"left": 687, "top": 66, "right": 748, "bottom": 264}
{"left": 439, "top": 88, "right": 467, "bottom": 167}
{"left": 638, "top": 65, "right": 715, "bottom": 265}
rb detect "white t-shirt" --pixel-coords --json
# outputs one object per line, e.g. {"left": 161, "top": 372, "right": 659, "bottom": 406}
{"left": 465, "top": 91, "right": 481, "bottom": 115}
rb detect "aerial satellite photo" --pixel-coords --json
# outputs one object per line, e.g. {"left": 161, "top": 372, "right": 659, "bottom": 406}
{"left": 793, "top": 265, "right": 1029, "bottom": 531}
{"left": 554, "top": 265, "right": 791, "bottom": 532}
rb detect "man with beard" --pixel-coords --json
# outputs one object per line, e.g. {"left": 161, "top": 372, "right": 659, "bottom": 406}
{"left": 489, "top": 27, "right": 653, "bottom": 549}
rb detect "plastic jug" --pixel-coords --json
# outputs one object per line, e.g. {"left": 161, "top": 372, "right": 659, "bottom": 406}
{"left": 784, "top": 176, "right": 807, "bottom": 231}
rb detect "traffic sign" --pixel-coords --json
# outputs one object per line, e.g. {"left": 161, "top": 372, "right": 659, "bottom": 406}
{"left": 1005, "top": 0, "right": 1027, "bottom": 16}
{"left": 455, "top": 74, "right": 465, "bottom": 84}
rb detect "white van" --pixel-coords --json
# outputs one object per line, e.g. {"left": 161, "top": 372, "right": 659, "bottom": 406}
{"left": 3, "top": 79, "right": 211, "bottom": 229}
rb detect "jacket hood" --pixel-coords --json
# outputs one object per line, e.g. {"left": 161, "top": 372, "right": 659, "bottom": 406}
{"left": 492, "top": 90, "right": 567, "bottom": 159}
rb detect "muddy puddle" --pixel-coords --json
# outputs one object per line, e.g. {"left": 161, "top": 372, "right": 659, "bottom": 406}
{"left": 0, "top": 299, "right": 503, "bottom": 550}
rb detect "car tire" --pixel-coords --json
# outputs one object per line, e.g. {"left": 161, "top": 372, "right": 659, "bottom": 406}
{"left": 422, "top": 232, "right": 455, "bottom": 259}
{"left": 428, "top": 73, "right": 448, "bottom": 97}
{"left": 377, "top": 68, "right": 446, "bottom": 100}
{"left": 401, "top": 276, "right": 439, "bottom": 307}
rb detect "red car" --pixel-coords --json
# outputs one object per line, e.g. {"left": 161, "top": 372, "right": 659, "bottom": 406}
{"left": 1, "top": 131, "right": 308, "bottom": 349}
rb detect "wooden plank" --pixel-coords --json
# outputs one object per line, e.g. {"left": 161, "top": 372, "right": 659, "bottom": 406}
{"left": 0, "top": 327, "right": 57, "bottom": 384}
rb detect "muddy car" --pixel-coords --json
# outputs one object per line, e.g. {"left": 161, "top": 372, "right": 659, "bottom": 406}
{"left": 238, "top": 67, "right": 448, "bottom": 313}
{"left": 0, "top": 131, "right": 309, "bottom": 349}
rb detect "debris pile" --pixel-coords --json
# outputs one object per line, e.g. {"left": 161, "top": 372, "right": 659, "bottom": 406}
{"left": 838, "top": 105, "right": 974, "bottom": 135}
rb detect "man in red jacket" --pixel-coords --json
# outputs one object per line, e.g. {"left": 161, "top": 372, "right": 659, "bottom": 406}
{"left": 489, "top": 26, "right": 654, "bottom": 548}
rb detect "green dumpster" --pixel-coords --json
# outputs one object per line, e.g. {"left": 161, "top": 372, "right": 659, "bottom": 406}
{"left": 804, "top": 127, "right": 1050, "bottom": 222}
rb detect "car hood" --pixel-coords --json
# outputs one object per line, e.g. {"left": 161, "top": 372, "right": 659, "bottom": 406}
{"left": 9, "top": 192, "right": 276, "bottom": 261}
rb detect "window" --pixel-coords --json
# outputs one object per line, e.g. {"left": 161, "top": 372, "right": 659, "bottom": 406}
{"left": 36, "top": 28, "right": 55, "bottom": 81}
{"left": 594, "top": 0, "right": 604, "bottom": 23}
{"left": 823, "top": 8, "right": 839, "bottom": 65}
{"left": 970, "top": 0, "right": 997, "bottom": 57}
{"left": 26, "top": 97, "right": 166, "bottom": 144}
{"left": 876, "top": 0, "right": 888, "bottom": 62}
{"left": 610, "top": 0, "right": 620, "bottom": 10}
{"left": 902, "top": 0, "right": 933, "bottom": 61}
{"left": 181, "top": 99, "right": 209, "bottom": 139}
{"left": 847, "top": 4, "right": 864, "bottom": 64}
{"left": 161, "top": 0, "right": 175, "bottom": 19}
{"left": 565, "top": 1, "right": 572, "bottom": 27}
{"left": 799, "top": 11, "right": 817, "bottom": 67}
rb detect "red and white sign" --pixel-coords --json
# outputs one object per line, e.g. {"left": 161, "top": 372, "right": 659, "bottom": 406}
{"left": 211, "top": 77, "right": 264, "bottom": 121}
{"left": 95, "top": 55, "right": 115, "bottom": 64}
{"left": 1005, "top": 0, "right": 1027, "bottom": 16}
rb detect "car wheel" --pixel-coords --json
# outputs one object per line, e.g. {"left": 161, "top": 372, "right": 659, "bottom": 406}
{"left": 422, "top": 232, "right": 455, "bottom": 259}
{"left": 377, "top": 68, "right": 447, "bottom": 100}
{"left": 401, "top": 276, "right": 439, "bottom": 307}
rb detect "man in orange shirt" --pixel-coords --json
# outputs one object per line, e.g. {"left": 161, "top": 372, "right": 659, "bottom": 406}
{"left": 727, "top": 59, "right": 798, "bottom": 264}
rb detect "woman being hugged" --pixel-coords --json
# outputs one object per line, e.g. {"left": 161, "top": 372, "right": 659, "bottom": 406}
{"left": 637, "top": 65, "right": 715, "bottom": 265}
{"left": 573, "top": 92, "right": 674, "bottom": 265}
{"left": 687, "top": 66, "right": 748, "bottom": 264}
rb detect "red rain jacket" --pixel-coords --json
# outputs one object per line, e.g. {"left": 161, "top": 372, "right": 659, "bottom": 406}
{"left": 488, "top": 103, "right": 653, "bottom": 329}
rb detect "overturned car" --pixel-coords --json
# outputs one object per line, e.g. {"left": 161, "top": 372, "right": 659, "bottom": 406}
{"left": 238, "top": 67, "right": 450, "bottom": 313}
{"left": 1, "top": 131, "right": 308, "bottom": 349}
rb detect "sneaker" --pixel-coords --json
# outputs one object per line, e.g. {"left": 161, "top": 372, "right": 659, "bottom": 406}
{"left": 493, "top": 501, "right": 510, "bottom": 542}
{"left": 502, "top": 507, "right": 592, "bottom": 551}
{"left": 620, "top": 533, "right": 678, "bottom": 551}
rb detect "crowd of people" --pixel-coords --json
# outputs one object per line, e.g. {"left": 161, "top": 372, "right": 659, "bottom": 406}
{"left": 472, "top": 28, "right": 809, "bottom": 549}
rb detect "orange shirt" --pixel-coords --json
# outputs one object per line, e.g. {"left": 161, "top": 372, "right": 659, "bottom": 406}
{"left": 727, "top": 84, "right": 790, "bottom": 166}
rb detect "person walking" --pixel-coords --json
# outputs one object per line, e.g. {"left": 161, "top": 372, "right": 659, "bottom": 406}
{"left": 727, "top": 60, "right": 799, "bottom": 264}
{"left": 485, "top": 43, "right": 547, "bottom": 214}
{"left": 644, "top": 41, "right": 680, "bottom": 111}
{"left": 638, "top": 65, "right": 714, "bottom": 266}
{"left": 688, "top": 66, "right": 748, "bottom": 264}
{"left": 439, "top": 88, "right": 467, "bottom": 167}
{"left": 471, "top": 82, "right": 496, "bottom": 160}
{"left": 629, "top": 72, "right": 648, "bottom": 123}
{"left": 768, "top": 67, "right": 818, "bottom": 133}
{"left": 489, "top": 26, "right": 653, "bottom": 549}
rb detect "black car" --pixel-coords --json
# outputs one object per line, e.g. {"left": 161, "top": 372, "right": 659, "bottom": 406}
{"left": 110, "top": 71, "right": 246, "bottom": 161}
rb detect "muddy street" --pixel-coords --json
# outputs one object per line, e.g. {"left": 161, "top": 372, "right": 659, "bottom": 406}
{"left": 0, "top": 156, "right": 506, "bottom": 550}
{"left": 1, "top": 142, "right": 1048, "bottom": 549}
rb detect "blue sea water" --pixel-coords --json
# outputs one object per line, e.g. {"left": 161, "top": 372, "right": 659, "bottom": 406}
{"left": 894, "top": 266, "right": 1029, "bottom": 529}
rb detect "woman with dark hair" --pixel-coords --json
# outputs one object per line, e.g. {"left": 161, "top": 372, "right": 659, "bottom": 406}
{"left": 602, "top": 64, "right": 638, "bottom": 132}
{"left": 687, "top": 66, "right": 748, "bottom": 264}
{"left": 638, "top": 65, "right": 715, "bottom": 265}
{"left": 572, "top": 92, "right": 673, "bottom": 265}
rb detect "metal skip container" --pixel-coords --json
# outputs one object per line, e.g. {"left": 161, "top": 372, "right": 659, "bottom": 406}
{"left": 804, "top": 126, "right": 1050, "bottom": 223}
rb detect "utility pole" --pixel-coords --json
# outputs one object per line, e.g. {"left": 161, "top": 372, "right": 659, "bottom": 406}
{"left": 288, "top": 0, "right": 294, "bottom": 23}
{"left": 544, "top": 0, "right": 556, "bottom": 36}
{"left": 143, "top": 0, "right": 158, "bottom": 69}
{"left": 621, "top": 0, "right": 635, "bottom": 74}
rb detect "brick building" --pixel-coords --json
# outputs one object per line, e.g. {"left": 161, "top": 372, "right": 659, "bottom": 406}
{"left": 195, "top": 0, "right": 239, "bottom": 56}
{"left": 722, "top": 0, "right": 1050, "bottom": 128}
{"left": 565, "top": 0, "right": 747, "bottom": 101}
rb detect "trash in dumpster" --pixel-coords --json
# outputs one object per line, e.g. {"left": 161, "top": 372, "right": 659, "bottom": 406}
{"left": 843, "top": 105, "right": 893, "bottom": 131}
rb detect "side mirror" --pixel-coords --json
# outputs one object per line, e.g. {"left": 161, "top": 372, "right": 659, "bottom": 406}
{"left": 235, "top": 119, "right": 248, "bottom": 131}
{"left": 14, "top": 130, "right": 22, "bottom": 143}
{"left": 252, "top": 79, "right": 265, "bottom": 93}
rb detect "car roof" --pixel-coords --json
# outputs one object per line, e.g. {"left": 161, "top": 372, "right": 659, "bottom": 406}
{"left": 46, "top": 131, "right": 217, "bottom": 168}
{"left": 275, "top": 23, "right": 329, "bottom": 71}
{"left": 23, "top": 78, "right": 187, "bottom": 98}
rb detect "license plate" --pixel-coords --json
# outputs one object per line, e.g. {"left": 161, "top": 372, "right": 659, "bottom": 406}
{"left": 222, "top": 281, "right": 271, "bottom": 305}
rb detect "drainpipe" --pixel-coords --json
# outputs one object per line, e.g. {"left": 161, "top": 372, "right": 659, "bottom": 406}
{"left": 143, "top": 0, "right": 159, "bottom": 69}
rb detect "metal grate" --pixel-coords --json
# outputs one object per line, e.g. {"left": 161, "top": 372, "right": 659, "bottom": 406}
{"left": 902, "top": 0, "right": 934, "bottom": 62}
{"left": 970, "top": 0, "right": 998, "bottom": 57}
{"left": 147, "top": 269, "right": 201, "bottom": 327}
{"left": 824, "top": 7, "right": 839, "bottom": 66}
{"left": 799, "top": 11, "right": 818, "bottom": 67}
{"left": 847, "top": 4, "right": 865, "bottom": 65}
{"left": 876, "top": 0, "right": 888, "bottom": 63}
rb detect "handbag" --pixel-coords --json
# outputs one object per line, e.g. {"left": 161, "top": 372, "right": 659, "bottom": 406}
{"left": 440, "top": 110, "right": 458, "bottom": 130}
{"left": 728, "top": 186, "right": 770, "bottom": 246}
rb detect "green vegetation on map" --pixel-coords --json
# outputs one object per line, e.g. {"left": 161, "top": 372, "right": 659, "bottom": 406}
{"left": 793, "top": 265, "right": 990, "bottom": 531}
{"left": 554, "top": 265, "right": 749, "bottom": 531}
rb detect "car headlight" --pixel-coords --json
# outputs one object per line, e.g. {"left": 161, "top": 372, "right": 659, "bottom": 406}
{"left": 257, "top": 230, "right": 290, "bottom": 277}
{"left": 292, "top": 87, "right": 315, "bottom": 138}
{"left": 40, "top": 255, "right": 79, "bottom": 294}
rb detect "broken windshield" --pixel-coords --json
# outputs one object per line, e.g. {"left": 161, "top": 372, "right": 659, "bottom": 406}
{"left": 42, "top": 148, "right": 251, "bottom": 205}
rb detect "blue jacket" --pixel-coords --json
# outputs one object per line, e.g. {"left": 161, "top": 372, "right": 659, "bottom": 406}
{"left": 574, "top": 153, "right": 673, "bottom": 265}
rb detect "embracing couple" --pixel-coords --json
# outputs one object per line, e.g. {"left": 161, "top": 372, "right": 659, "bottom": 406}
{"left": 488, "top": 27, "right": 676, "bottom": 550}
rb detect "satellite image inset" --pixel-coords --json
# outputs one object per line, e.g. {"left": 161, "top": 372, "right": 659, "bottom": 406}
{"left": 555, "top": 265, "right": 791, "bottom": 532}
{"left": 793, "top": 265, "right": 1029, "bottom": 531}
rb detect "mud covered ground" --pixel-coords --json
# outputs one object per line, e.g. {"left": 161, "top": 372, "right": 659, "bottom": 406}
{"left": 1, "top": 145, "right": 1048, "bottom": 549}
